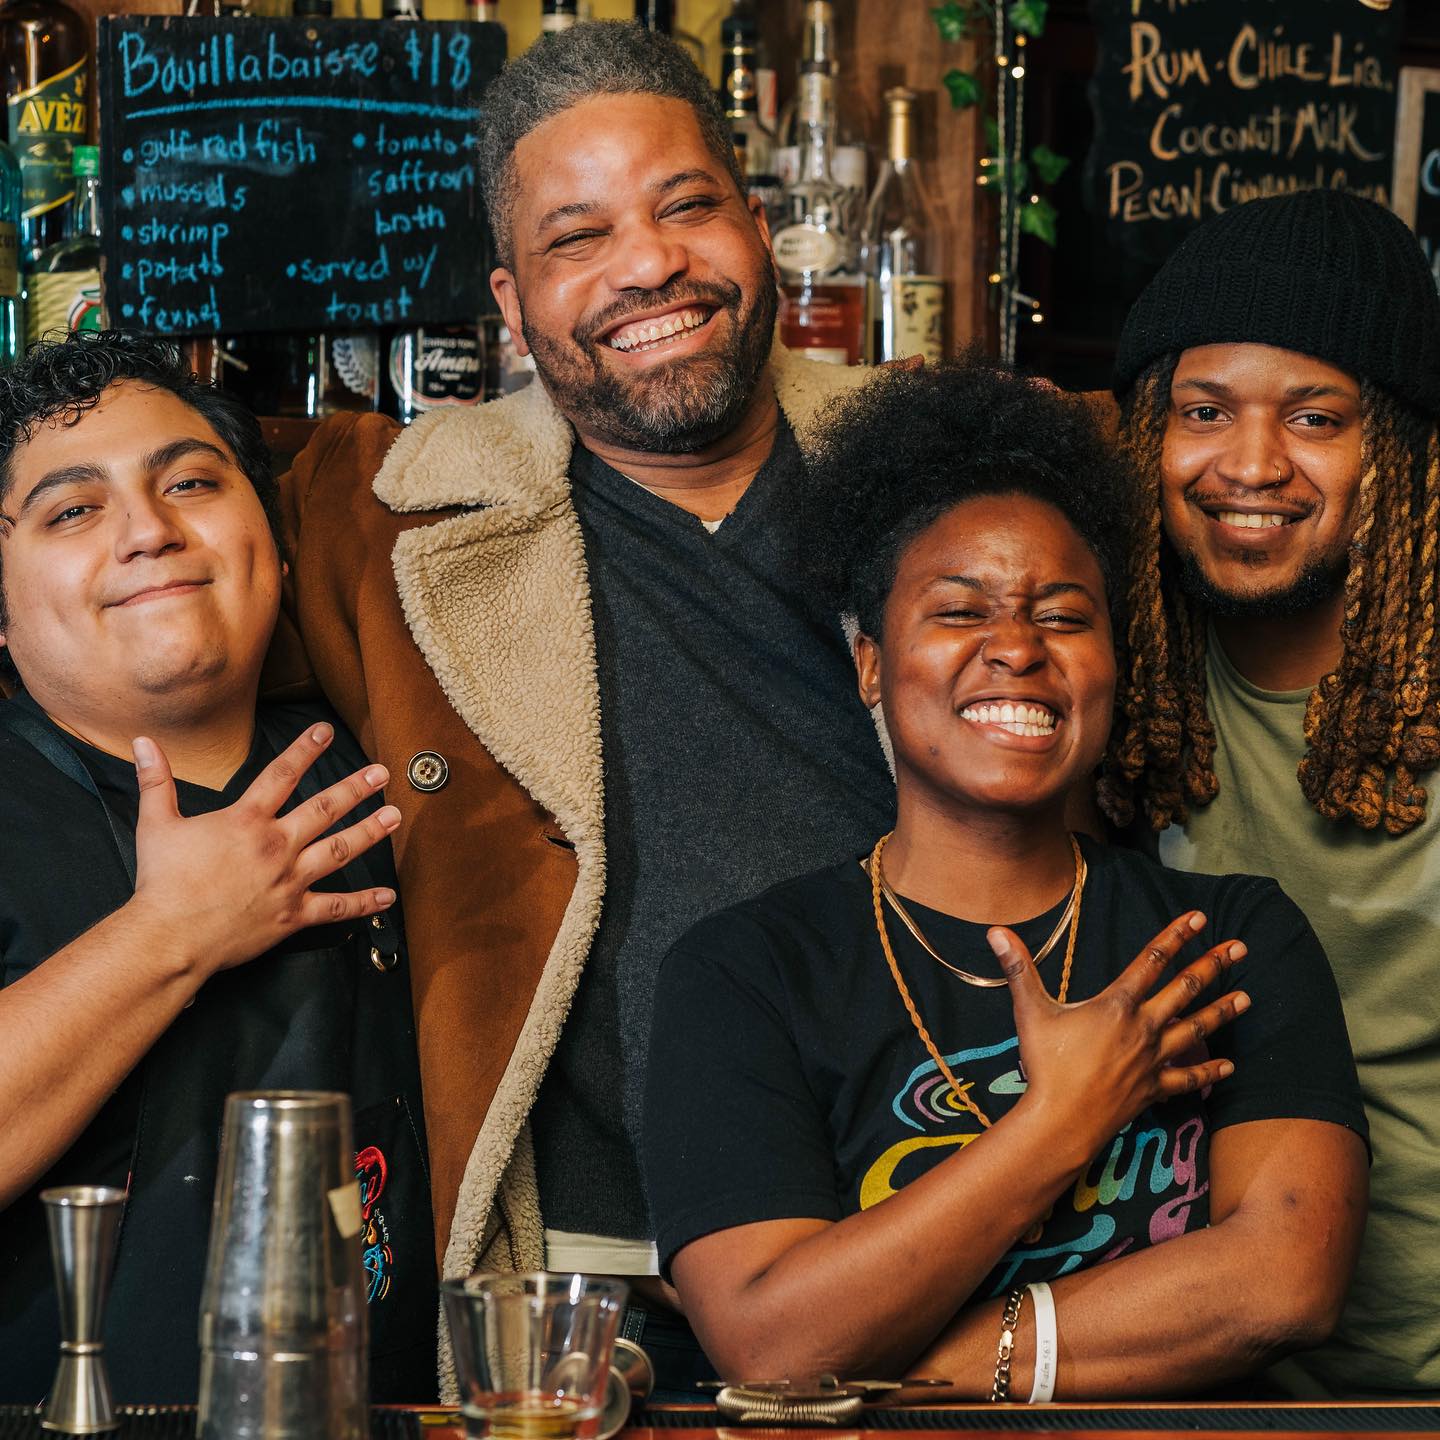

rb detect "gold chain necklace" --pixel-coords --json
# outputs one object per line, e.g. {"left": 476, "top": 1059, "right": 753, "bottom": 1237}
{"left": 864, "top": 844, "right": 1084, "bottom": 988}
{"left": 867, "top": 832, "right": 1085, "bottom": 1132}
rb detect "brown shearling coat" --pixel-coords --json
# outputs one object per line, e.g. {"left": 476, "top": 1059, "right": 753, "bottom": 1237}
{"left": 267, "top": 343, "right": 879, "bottom": 1321}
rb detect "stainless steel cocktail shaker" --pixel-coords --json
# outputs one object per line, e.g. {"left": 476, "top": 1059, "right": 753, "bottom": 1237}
{"left": 197, "top": 1092, "right": 367, "bottom": 1440}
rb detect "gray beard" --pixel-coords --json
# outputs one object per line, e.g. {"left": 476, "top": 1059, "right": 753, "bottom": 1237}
{"left": 523, "top": 278, "right": 778, "bottom": 456}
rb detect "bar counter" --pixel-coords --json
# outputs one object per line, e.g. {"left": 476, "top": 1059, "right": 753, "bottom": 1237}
{"left": 4, "top": 1403, "right": 1439, "bottom": 1440}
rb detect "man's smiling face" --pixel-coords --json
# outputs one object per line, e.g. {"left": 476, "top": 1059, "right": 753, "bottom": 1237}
{"left": 0, "top": 381, "right": 282, "bottom": 714}
{"left": 1161, "top": 343, "right": 1365, "bottom": 618}
{"left": 489, "top": 92, "right": 779, "bottom": 455}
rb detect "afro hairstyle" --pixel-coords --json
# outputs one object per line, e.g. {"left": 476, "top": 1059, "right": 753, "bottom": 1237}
{"left": 798, "top": 354, "right": 1136, "bottom": 642}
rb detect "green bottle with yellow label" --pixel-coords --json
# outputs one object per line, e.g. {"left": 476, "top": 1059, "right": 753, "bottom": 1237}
{"left": 0, "top": 0, "right": 89, "bottom": 265}
{"left": 24, "top": 141, "right": 99, "bottom": 347}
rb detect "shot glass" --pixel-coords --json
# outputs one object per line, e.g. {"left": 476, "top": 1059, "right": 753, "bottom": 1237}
{"left": 442, "top": 1273, "right": 629, "bottom": 1440}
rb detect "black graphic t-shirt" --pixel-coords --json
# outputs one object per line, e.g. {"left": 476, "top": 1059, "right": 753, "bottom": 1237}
{"left": 644, "top": 837, "right": 1367, "bottom": 1291}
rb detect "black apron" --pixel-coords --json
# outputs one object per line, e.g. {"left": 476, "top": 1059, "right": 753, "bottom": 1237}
{"left": 0, "top": 700, "right": 437, "bottom": 1404}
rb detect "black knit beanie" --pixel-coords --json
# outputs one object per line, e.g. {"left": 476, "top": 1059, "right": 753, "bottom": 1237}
{"left": 1113, "top": 189, "right": 1440, "bottom": 416}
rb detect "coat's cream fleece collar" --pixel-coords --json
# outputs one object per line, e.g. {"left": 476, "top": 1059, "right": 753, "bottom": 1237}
{"left": 373, "top": 339, "right": 868, "bottom": 514}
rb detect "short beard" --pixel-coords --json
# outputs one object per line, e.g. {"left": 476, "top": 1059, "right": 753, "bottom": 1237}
{"left": 1173, "top": 543, "right": 1348, "bottom": 619}
{"left": 522, "top": 269, "right": 778, "bottom": 455}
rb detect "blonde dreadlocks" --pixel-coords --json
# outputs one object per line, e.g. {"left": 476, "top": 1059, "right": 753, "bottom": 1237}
{"left": 1102, "top": 357, "right": 1440, "bottom": 837}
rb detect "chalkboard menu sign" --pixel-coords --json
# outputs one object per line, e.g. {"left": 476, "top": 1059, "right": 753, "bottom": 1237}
{"left": 1394, "top": 67, "right": 1440, "bottom": 294}
{"left": 1087, "top": 0, "right": 1403, "bottom": 264}
{"left": 96, "top": 16, "right": 504, "bottom": 336}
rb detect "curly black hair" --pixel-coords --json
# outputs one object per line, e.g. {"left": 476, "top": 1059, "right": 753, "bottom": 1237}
{"left": 0, "top": 331, "right": 281, "bottom": 647}
{"left": 799, "top": 355, "right": 1136, "bottom": 643}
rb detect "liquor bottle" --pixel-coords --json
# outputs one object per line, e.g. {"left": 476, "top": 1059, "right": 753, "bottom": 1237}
{"left": 24, "top": 141, "right": 99, "bottom": 346}
{"left": 468, "top": 0, "right": 499, "bottom": 19}
{"left": 384, "top": 324, "right": 487, "bottom": 424}
{"left": 0, "top": 138, "right": 19, "bottom": 365}
{"left": 719, "top": 9, "right": 780, "bottom": 220}
{"left": 774, "top": 2, "right": 865, "bottom": 221}
{"left": 312, "top": 333, "right": 381, "bottom": 414}
{"left": 383, "top": 0, "right": 422, "bottom": 19}
{"left": 219, "top": 332, "right": 379, "bottom": 419}
{"left": 772, "top": 4, "right": 865, "bottom": 366}
{"left": 0, "top": 0, "right": 88, "bottom": 266}
{"left": 540, "top": 0, "right": 576, "bottom": 33}
{"left": 485, "top": 322, "right": 533, "bottom": 399}
{"left": 862, "top": 87, "right": 946, "bottom": 365}
{"left": 725, "top": 0, "right": 775, "bottom": 134}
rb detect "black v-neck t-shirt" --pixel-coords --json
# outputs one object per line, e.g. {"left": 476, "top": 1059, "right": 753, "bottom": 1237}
{"left": 0, "top": 694, "right": 436, "bottom": 1404}
{"left": 644, "top": 837, "right": 1368, "bottom": 1286}
{"left": 531, "top": 419, "right": 897, "bottom": 1241}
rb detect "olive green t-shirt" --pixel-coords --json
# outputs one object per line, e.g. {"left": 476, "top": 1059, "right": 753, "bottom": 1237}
{"left": 1159, "top": 636, "right": 1440, "bottom": 1399}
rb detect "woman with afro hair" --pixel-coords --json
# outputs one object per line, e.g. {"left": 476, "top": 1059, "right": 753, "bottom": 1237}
{"left": 642, "top": 356, "right": 1368, "bottom": 1400}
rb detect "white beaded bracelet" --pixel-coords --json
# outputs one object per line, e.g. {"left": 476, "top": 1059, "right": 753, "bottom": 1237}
{"left": 1026, "top": 1281, "right": 1058, "bottom": 1403}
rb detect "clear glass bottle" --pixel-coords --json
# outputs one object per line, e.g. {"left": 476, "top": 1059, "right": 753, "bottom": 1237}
{"left": 0, "top": 0, "right": 88, "bottom": 267}
{"left": 774, "top": 2, "right": 865, "bottom": 225}
{"left": 772, "top": 5, "right": 865, "bottom": 366}
{"left": 24, "top": 140, "right": 99, "bottom": 346}
{"left": 862, "top": 87, "right": 946, "bottom": 365}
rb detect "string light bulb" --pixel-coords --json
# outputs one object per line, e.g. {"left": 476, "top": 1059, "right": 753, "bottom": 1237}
{"left": 1012, "top": 65, "right": 1025, "bottom": 78}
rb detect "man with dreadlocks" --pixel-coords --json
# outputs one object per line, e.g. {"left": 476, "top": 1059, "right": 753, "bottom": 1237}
{"left": 1106, "top": 188, "right": 1440, "bottom": 1400}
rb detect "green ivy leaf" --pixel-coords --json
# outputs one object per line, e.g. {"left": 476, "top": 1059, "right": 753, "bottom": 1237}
{"left": 1007, "top": 0, "right": 1048, "bottom": 36}
{"left": 1029, "top": 144, "right": 1070, "bottom": 185}
{"left": 1019, "top": 194, "right": 1059, "bottom": 246}
{"left": 943, "top": 67, "right": 982, "bottom": 109}
{"left": 930, "top": 2, "right": 969, "bottom": 42}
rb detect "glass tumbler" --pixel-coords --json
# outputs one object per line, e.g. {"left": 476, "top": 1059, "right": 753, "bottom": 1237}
{"left": 442, "top": 1272, "right": 629, "bottom": 1440}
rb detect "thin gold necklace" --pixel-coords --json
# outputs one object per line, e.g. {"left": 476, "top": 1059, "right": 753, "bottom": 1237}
{"left": 867, "top": 832, "right": 1085, "bottom": 1132}
{"left": 863, "top": 841, "right": 1084, "bottom": 988}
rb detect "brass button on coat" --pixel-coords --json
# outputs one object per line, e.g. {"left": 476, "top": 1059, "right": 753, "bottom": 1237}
{"left": 407, "top": 751, "right": 449, "bottom": 792}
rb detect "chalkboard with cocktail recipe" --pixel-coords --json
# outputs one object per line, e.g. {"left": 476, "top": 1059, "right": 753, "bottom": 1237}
{"left": 1086, "top": 0, "right": 1403, "bottom": 265}
{"left": 97, "top": 15, "right": 504, "bottom": 337}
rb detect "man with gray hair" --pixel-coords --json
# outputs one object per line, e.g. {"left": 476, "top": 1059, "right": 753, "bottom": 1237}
{"left": 275, "top": 22, "right": 895, "bottom": 1387}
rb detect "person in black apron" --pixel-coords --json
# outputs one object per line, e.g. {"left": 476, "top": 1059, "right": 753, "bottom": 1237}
{"left": 0, "top": 332, "right": 436, "bottom": 1403}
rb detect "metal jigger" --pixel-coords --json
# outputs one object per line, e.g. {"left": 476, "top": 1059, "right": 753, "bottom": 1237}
{"left": 40, "top": 1185, "right": 126, "bottom": 1434}
{"left": 198, "top": 1092, "right": 367, "bottom": 1440}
